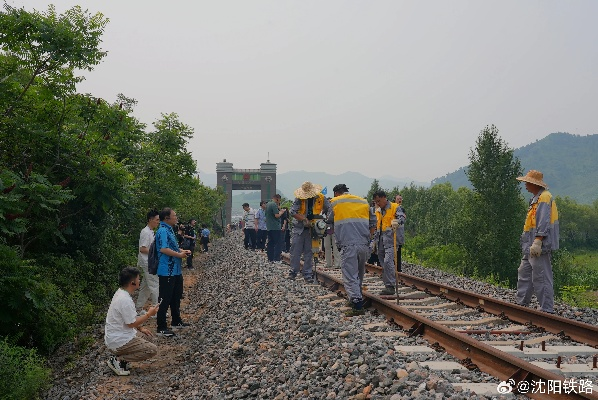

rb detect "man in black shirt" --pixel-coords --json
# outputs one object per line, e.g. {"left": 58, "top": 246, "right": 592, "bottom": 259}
{"left": 183, "top": 219, "right": 197, "bottom": 269}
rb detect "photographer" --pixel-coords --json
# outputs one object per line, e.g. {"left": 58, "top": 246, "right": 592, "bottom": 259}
{"left": 105, "top": 267, "right": 159, "bottom": 376}
{"left": 155, "top": 208, "right": 191, "bottom": 337}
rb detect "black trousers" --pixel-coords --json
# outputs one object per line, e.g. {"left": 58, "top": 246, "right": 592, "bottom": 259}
{"left": 284, "top": 229, "right": 291, "bottom": 252}
{"left": 186, "top": 242, "right": 195, "bottom": 268}
{"left": 244, "top": 229, "right": 256, "bottom": 250}
{"left": 256, "top": 230, "right": 267, "bottom": 250}
{"left": 157, "top": 274, "right": 183, "bottom": 331}
{"left": 267, "top": 230, "right": 282, "bottom": 262}
{"left": 201, "top": 236, "right": 209, "bottom": 252}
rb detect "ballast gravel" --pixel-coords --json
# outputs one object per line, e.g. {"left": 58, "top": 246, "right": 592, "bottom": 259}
{"left": 42, "top": 232, "right": 596, "bottom": 400}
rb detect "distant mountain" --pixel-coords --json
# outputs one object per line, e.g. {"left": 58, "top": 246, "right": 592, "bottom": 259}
{"left": 431, "top": 132, "right": 598, "bottom": 204}
{"left": 275, "top": 171, "right": 427, "bottom": 199}
{"left": 199, "top": 169, "right": 426, "bottom": 200}
{"left": 198, "top": 171, "right": 217, "bottom": 188}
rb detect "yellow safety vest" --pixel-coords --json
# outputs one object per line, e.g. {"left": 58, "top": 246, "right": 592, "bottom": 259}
{"left": 330, "top": 194, "right": 370, "bottom": 222}
{"left": 298, "top": 193, "right": 325, "bottom": 216}
{"left": 523, "top": 191, "right": 559, "bottom": 233}
{"left": 375, "top": 202, "right": 399, "bottom": 232}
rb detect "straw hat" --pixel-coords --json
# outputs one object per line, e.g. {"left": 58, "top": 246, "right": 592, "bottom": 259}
{"left": 294, "top": 181, "right": 323, "bottom": 199}
{"left": 516, "top": 170, "right": 548, "bottom": 189}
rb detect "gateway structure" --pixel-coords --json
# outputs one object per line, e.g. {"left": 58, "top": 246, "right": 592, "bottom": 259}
{"left": 216, "top": 159, "right": 277, "bottom": 225}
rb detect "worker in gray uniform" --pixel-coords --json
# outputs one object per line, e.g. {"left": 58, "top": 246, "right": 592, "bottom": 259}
{"left": 516, "top": 170, "right": 559, "bottom": 314}
{"left": 289, "top": 181, "right": 331, "bottom": 283}
{"left": 328, "top": 184, "right": 376, "bottom": 316}
{"left": 372, "top": 190, "right": 406, "bottom": 295}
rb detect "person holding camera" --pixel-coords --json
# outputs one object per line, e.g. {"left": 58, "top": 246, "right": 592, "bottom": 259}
{"left": 105, "top": 267, "right": 159, "bottom": 376}
{"left": 155, "top": 208, "right": 191, "bottom": 337}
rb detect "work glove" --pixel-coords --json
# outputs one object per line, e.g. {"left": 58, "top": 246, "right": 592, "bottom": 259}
{"left": 391, "top": 219, "right": 400, "bottom": 230}
{"left": 530, "top": 238, "right": 542, "bottom": 257}
{"left": 375, "top": 207, "right": 381, "bottom": 214}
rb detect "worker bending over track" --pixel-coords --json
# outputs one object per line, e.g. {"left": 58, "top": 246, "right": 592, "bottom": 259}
{"left": 289, "top": 181, "right": 331, "bottom": 283}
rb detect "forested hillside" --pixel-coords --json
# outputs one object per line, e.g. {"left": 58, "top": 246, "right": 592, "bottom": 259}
{"left": 0, "top": 5, "right": 225, "bottom": 398}
{"left": 367, "top": 126, "right": 598, "bottom": 311}
{"left": 432, "top": 132, "right": 598, "bottom": 204}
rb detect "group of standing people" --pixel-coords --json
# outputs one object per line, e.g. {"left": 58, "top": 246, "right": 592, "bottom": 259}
{"left": 102, "top": 169, "right": 560, "bottom": 377}
{"left": 178, "top": 219, "right": 211, "bottom": 263}
{"left": 241, "top": 195, "right": 288, "bottom": 262}
{"left": 238, "top": 180, "right": 408, "bottom": 316}
{"left": 103, "top": 207, "right": 211, "bottom": 375}
{"left": 284, "top": 181, "right": 406, "bottom": 315}
{"left": 285, "top": 169, "right": 559, "bottom": 318}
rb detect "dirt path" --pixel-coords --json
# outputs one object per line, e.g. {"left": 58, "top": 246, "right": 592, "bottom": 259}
{"left": 45, "top": 252, "right": 209, "bottom": 400}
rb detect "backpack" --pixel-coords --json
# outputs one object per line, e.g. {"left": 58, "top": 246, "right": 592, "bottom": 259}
{"left": 147, "top": 240, "right": 160, "bottom": 275}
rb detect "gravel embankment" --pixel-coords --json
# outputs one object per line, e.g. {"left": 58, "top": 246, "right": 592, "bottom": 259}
{"left": 42, "top": 232, "right": 596, "bottom": 400}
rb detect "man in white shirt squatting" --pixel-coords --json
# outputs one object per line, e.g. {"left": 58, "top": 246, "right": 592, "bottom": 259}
{"left": 105, "top": 267, "right": 159, "bottom": 376}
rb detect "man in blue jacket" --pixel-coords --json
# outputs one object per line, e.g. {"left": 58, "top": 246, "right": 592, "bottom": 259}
{"left": 155, "top": 208, "right": 191, "bottom": 336}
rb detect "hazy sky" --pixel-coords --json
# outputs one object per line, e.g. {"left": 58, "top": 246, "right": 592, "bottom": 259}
{"left": 19, "top": 0, "right": 598, "bottom": 182}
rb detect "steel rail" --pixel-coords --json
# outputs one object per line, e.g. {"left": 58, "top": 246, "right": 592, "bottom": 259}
{"left": 364, "top": 263, "right": 598, "bottom": 347}
{"left": 309, "top": 268, "right": 598, "bottom": 400}
{"left": 277, "top": 251, "right": 596, "bottom": 400}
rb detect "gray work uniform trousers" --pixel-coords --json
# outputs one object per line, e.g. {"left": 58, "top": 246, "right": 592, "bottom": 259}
{"left": 377, "top": 238, "right": 396, "bottom": 288}
{"left": 516, "top": 253, "right": 554, "bottom": 313}
{"left": 290, "top": 229, "right": 314, "bottom": 279}
{"left": 324, "top": 233, "right": 341, "bottom": 267}
{"left": 340, "top": 244, "right": 369, "bottom": 302}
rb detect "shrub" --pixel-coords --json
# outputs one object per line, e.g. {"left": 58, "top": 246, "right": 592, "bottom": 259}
{"left": 552, "top": 249, "right": 576, "bottom": 296}
{"left": 0, "top": 338, "right": 51, "bottom": 400}
{"left": 0, "top": 245, "right": 94, "bottom": 355}
{"left": 559, "top": 285, "right": 597, "bottom": 308}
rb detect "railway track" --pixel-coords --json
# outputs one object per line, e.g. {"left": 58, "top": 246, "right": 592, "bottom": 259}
{"left": 281, "top": 254, "right": 598, "bottom": 399}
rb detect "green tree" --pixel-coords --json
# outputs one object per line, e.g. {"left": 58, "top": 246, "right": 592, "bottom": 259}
{"left": 557, "top": 196, "right": 598, "bottom": 250}
{"left": 365, "top": 179, "right": 382, "bottom": 203}
{"left": 134, "top": 113, "right": 197, "bottom": 210}
{"left": 0, "top": 4, "right": 107, "bottom": 117}
{"left": 177, "top": 181, "right": 226, "bottom": 229}
{"left": 0, "top": 6, "right": 225, "bottom": 399}
{"left": 465, "top": 125, "right": 525, "bottom": 282}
